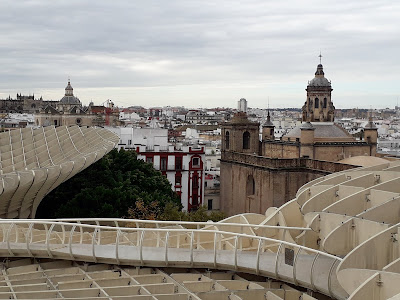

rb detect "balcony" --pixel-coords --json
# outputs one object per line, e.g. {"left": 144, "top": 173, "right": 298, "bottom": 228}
{"left": 154, "top": 165, "right": 186, "bottom": 171}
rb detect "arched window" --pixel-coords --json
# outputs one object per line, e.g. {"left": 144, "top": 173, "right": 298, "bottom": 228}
{"left": 246, "top": 175, "right": 255, "bottom": 196}
{"left": 225, "top": 131, "right": 230, "bottom": 149}
{"left": 323, "top": 98, "right": 327, "bottom": 108}
{"left": 243, "top": 131, "right": 250, "bottom": 149}
{"left": 315, "top": 98, "right": 319, "bottom": 108}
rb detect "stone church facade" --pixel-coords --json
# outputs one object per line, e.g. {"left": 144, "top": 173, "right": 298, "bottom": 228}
{"left": 34, "top": 81, "right": 120, "bottom": 127}
{"left": 34, "top": 80, "right": 95, "bottom": 127}
{"left": 220, "top": 62, "right": 378, "bottom": 216}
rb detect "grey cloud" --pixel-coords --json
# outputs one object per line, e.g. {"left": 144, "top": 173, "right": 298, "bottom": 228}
{"left": 0, "top": 0, "right": 399, "bottom": 108}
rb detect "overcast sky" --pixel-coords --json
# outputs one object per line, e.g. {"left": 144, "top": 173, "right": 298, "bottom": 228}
{"left": 0, "top": 0, "right": 399, "bottom": 109}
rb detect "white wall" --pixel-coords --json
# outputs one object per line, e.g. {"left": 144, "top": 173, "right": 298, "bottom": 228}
{"left": 108, "top": 127, "right": 168, "bottom": 148}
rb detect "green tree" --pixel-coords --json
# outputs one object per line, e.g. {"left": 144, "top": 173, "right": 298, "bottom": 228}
{"left": 36, "top": 148, "right": 181, "bottom": 218}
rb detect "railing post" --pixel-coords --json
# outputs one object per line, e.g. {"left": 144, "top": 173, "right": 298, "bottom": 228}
{"left": 95, "top": 220, "right": 101, "bottom": 245}
{"left": 136, "top": 222, "right": 140, "bottom": 246}
{"left": 46, "top": 224, "right": 55, "bottom": 258}
{"left": 156, "top": 223, "right": 160, "bottom": 247}
{"left": 43, "top": 223, "right": 49, "bottom": 241}
{"left": 61, "top": 224, "right": 66, "bottom": 244}
{"left": 115, "top": 229, "right": 121, "bottom": 265}
{"left": 239, "top": 225, "right": 243, "bottom": 250}
{"left": 165, "top": 231, "right": 170, "bottom": 266}
{"left": 69, "top": 225, "right": 76, "bottom": 260}
{"left": 78, "top": 221, "right": 83, "bottom": 244}
{"left": 197, "top": 228, "right": 200, "bottom": 250}
{"left": 91, "top": 227, "right": 98, "bottom": 263}
{"left": 6, "top": 223, "right": 15, "bottom": 257}
{"left": 256, "top": 239, "right": 262, "bottom": 275}
{"left": 190, "top": 231, "right": 194, "bottom": 267}
{"left": 26, "top": 223, "right": 34, "bottom": 257}
{"left": 327, "top": 258, "right": 339, "bottom": 299}
{"left": 15, "top": 223, "right": 19, "bottom": 243}
{"left": 139, "top": 230, "right": 144, "bottom": 265}
{"left": 213, "top": 232, "right": 217, "bottom": 268}
{"left": 0, "top": 224, "right": 5, "bottom": 243}
{"left": 234, "top": 235, "right": 238, "bottom": 270}
{"left": 310, "top": 253, "right": 320, "bottom": 292}
{"left": 293, "top": 247, "right": 302, "bottom": 286}
{"left": 274, "top": 243, "right": 283, "bottom": 280}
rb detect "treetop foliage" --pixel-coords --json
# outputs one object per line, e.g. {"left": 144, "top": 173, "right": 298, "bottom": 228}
{"left": 37, "top": 148, "right": 181, "bottom": 219}
{"left": 37, "top": 148, "right": 225, "bottom": 222}
{"left": 128, "top": 199, "right": 225, "bottom": 222}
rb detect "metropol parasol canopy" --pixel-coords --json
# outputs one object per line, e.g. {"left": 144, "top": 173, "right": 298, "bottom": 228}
{"left": 0, "top": 126, "right": 119, "bottom": 218}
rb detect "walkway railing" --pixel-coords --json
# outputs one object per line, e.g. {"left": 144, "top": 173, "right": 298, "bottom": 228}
{"left": 51, "top": 218, "right": 312, "bottom": 230}
{"left": 0, "top": 220, "right": 346, "bottom": 300}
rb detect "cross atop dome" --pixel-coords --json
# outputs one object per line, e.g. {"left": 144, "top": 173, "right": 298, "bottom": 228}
{"left": 315, "top": 52, "right": 325, "bottom": 77}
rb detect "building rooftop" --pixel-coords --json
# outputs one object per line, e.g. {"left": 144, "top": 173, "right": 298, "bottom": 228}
{"left": 59, "top": 95, "right": 81, "bottom": 104}
{"left": 308, "top": 76, "right": 331, "bottom": 87}
{"left": 338, "top": 155, "right": 389, "bottom": 166}
{"left": 285, "top": 122, "right": 354, "bottom": 140}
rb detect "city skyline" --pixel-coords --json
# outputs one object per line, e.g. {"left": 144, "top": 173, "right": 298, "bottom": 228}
{"left": 0, "top": 1, "right": 399, "bottom": 109}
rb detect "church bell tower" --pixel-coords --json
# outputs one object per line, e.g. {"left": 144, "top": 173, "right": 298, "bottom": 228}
{"left": 302, "top": 54, "right": 335, "bottom": 122}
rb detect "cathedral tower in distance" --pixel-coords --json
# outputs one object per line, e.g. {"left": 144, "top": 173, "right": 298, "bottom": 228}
{"left": 302, "top": 55, "right": 335, "bottom": 122}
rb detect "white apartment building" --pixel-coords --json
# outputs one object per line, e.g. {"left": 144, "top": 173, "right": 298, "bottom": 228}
{"left": 108, "top": 127, "right": 205, "bottom": 211}
{"left": 237, "top": 98, "right": 247, "bottom": 112}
